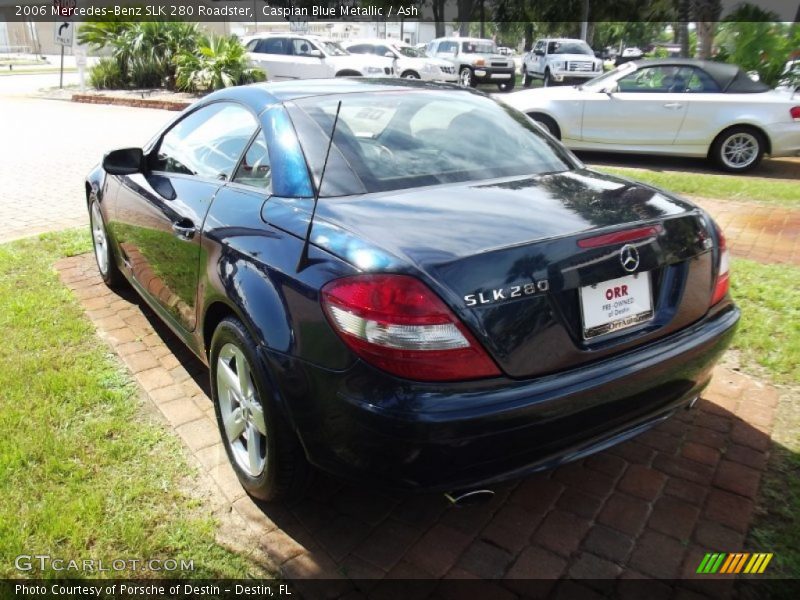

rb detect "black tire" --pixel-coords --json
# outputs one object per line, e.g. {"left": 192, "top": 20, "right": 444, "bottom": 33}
{"left": 335, "top": 70, "right": 362, "bottom": 77}
{"left": 709, "top": 126, "right": 766, "bottom": 173}
{"left": 459, "top": 66, "right": 475, "bottom": 88}
{"left": 401, "top": 70, "right": 420, "bottom": 79}
{"left": 497, "top": 78, "right": 516, "bottom": 92}
{"left": 210, "top": 317, "right": 310, "bottom": 502}
{"left": 543, "top": 69, "right": 552, "bottom": 87}
{"left": 528, "top": 113, "right": 561, "bottom": 140}
{"left": 89, "top": 198, "right": 123, "bottom": 288}
{"left": 522, "top": 66, "right": 533, "bottom": 88}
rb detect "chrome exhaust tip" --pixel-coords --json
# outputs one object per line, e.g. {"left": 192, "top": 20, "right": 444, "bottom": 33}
{"left": 444, "top": 489, "right": 495, "bottom": 508}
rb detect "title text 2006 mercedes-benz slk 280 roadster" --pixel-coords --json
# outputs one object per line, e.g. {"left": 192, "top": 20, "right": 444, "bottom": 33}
{"left": 86, "top": 79, "right": 738, "bottom": 501}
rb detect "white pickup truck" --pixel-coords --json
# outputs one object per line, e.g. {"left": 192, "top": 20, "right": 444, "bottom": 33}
{"left": 521, "top": 38, "right": 603, "bottom": 87}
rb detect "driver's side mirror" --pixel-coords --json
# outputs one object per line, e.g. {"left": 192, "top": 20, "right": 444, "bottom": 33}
{"left": 602, "top": 84, "right": 619, "bottom": 96}
{"left": 103, "top": 148, "right": 143, "bottom": 176}
{"left": 308, "top": 49, "right": 323, "bottom": 58}
{"left": 534, "top": 49, "right": 544, "bottom": 56}
{"left": 384, "top": 51, "right": 395, "bottom": 58}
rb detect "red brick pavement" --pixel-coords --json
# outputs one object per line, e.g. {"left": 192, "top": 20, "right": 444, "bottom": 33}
{"left": 689, "top": 197, "right": 800, "bottom": 265}
{"left": 57, "top": 253, "right": 782, "bottom": 596}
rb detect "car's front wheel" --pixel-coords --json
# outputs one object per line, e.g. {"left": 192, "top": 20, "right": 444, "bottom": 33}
{"left": 459, "top": 66, "right": 475, "bottom": 87}
{"left": 210, "top": 317, "right": 309, "bottom": 501}
{"left": 89, "top": 199, "right": 123, "bottom": 287}
{"left": 401, "top": 70, "right": 420, "bottom": 79}
{"left": 710, "top": 126, "right": 766, "bottom": 173}
{"left": 543, "top": 69, "right": 552, "bottom": 87}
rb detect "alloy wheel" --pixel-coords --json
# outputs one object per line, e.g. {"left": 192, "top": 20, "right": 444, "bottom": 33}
{"left": 720, "top": 132, "right": 759, "bottom": 170}
{"left": 460, "top": 68, "right": 472, "bottom": 87}
{"left": 90, "top": 202, "right": 109, "bottom": 276}
{"left": 216, "top": 342, "right": 267, "bottom": 477}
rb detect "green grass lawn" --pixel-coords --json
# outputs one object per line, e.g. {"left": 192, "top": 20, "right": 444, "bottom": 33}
{"left": 730, "top": 259, "right": 799, "bottom": 385}
{"left": 597, "top": 167, "right": 800, "bottom": 207}
{"left": 0, "top": 230, "right": 269, "bottom": 579}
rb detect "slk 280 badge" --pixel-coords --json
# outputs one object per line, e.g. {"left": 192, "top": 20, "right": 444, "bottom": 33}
{"left": 464, "top": 280, "right": 550, "bottom": 307}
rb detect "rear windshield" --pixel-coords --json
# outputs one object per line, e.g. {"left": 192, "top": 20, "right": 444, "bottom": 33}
{"left": 291, "top": 90, "right": 574, "bottom": 195}
{"left": 549, "top": 41, "right": 593, "bottom": 55}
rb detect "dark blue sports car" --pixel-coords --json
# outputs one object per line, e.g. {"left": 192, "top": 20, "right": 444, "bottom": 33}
{"left": 86, "top": 79, "right": 738, "bottom": 501}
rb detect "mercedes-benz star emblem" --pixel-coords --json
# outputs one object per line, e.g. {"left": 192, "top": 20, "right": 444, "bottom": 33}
{"left": 620, "top": 244, "right": 640, "bottom": 273}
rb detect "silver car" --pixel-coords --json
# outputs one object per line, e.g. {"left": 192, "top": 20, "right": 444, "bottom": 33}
{"left": 501, "top": 58, "right": 800, "bottom": 172}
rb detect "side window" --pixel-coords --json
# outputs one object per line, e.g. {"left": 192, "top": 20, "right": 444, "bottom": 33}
{"left": 547, "top": 41, "right": 557, "bottom": 54}
{"left": 245, "top": 39, "right": 258, "bottom": 51}
{"left": 375, "top": 45, "right": 392, "bottom": 57}
{"left": 259, "top": 37, "right": 288, "bottom": 55}
{"left": 533, "top": 41, "right": 544, "bottom": 53}
{"left": 231, "top": 132, "right": 271, "bottom": 190}
{"left": 439, "top": 41, "right": 457, "bottom": 54}
{"left": 153, "top": 103, "right": 258, "bottom": 180}
{"left": 292, "top": 38, "right": 315, "bottom": 56}
{"left": 686, "top": 67, "right": 721, "bottom": 93}
{"left": 618, "top": 66, "right": 690, "bottom": 93}
{"left": 347, "top": 44, "right": 370, "bottom": 54}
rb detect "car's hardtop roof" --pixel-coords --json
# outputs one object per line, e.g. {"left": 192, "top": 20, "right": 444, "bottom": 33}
{"left": 628, "top": 58, "right": 771, "bottom": 92}
{"left": 540, "top": 38, "right": 589, "bottom": 43}
{"left": 203, "top": 78, "right": 463, "bottom": 109}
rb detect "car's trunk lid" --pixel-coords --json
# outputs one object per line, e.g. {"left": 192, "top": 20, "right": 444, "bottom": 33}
{"left": 279, "top": 169, "right": 717, "bottom": 378}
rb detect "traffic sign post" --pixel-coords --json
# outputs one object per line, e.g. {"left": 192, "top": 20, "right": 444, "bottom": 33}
{"left": 54, "top": 22, "right": 74, "bottom": 89}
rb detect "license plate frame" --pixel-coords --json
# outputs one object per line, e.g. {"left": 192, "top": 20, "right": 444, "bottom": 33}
{"left": 579, "top": 272, "right": 654, "bottom": 340}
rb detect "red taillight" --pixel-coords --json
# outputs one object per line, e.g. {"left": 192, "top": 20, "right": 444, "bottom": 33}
{"left": 791, "top": 106, "right": 800, "bottom": 121}
{"left": 577, "top": 225, "right": 662, "bottom": 249}
{"left": 321, "top": 274, "right": 501, "bottom": 382}
{"left": 710, "top": 225, "right": 730, "bottom": 306}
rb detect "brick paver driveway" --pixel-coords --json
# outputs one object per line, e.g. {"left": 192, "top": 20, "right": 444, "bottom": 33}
{"left": 0, "top": 96, "right": 172, "bottom": 243}
{"left": 56, "top": 253, "right": 782, "bottom": 597}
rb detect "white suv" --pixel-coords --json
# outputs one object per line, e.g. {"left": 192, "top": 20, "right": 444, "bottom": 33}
{"left": 245, "top": 34, "right": 395, "bottom": 80}
{"left": 522, "top": 38, "right": 603, "bottom": 87}
{"left": 343, "top": 39, "right": 458, "bottom": 83}
{"left": 427, "top": 37, "right": 517, "bottom": 91}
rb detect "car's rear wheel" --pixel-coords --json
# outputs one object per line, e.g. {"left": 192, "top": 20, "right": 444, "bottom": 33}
{"left": 89, "top": 199, "right": 123, "bottom": 287}
{"left": 210, "top": 317, "right": 310, "bottom": 501}
{"left": 459, "top": 67, "right": 475, "bottom": 87}
{"left": 401, "top": 70, "right": 420, "bottom": 79}
{"left": 710, "top": 126, "right": 765, "bottom": 173}
{"left": 522, "top": 66, "right": 533, "bottom": 87}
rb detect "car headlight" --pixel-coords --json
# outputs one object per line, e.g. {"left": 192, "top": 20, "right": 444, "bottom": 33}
{"left": 551, "top": 61, "right": 565, "bottom": 71}
{"left": 364, "top": 66, "right": 383, "bottom": 75}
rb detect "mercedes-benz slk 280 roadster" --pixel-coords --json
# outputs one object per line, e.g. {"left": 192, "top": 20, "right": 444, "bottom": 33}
{"left": 86, "top": 79, "right": 739, "bottom": 500}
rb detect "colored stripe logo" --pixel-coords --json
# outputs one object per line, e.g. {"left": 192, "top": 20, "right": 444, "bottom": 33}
{"left": 697, "top": 553, "right": 773, "bottom": 574}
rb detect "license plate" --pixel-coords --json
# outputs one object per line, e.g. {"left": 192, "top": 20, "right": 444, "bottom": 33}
{"left": 579, "top": 273, "right": 654, "bottom": 339}
{"left": 490, "top": 73, "right": 512, "bottom": 79}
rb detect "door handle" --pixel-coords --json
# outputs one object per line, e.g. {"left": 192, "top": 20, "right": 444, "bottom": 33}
{"left": 663, "top": 102, "right": 684, "bottom": 109}
{"left": 171, "top": 219, "right": 196, "bottom": 240}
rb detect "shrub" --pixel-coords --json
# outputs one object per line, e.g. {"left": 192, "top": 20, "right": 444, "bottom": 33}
{"left": 88, "top": 57, "right": 125, "bottom": 90}
{"left": 175, "top": 35, "right": 266, "bottom": 93}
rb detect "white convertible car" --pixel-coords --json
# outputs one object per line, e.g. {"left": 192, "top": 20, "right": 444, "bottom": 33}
{"left": 500, "top": 59, "right": 800, "bottom": 172}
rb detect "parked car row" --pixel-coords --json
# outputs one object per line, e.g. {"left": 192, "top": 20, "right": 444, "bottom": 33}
{"left": 243, "top": 32, "right": 516, "bottom": 91}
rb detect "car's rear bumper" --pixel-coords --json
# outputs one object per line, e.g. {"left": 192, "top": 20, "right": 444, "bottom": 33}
{"left": 765, "top": 121, "right": 800, "bottom": 157}
{"left": 263, "top": 302, "right": 738, "bottom": 492}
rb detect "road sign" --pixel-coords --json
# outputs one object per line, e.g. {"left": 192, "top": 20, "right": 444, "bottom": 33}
{"left": 54, "top": 22, "right": 73, "bottom": 47}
